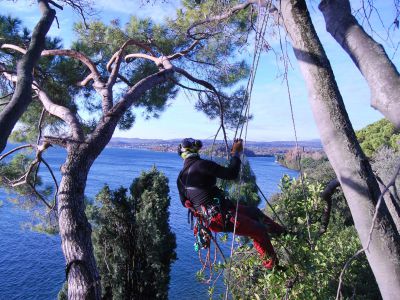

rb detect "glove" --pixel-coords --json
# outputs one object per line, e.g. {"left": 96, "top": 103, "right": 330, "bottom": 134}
{"left": 184, "top": 200, "right": 193, "bottom": 208}
{"left": 231, "top": 139, "right": 243, "bottom": 156}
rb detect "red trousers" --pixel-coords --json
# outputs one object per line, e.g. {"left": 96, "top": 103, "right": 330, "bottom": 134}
{"left": 208, "top": 204, "right": 284, "bottom": 269}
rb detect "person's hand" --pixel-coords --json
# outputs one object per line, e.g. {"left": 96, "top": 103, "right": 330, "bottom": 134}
{"left": 231, "top": 138, "right": 243, "bottom": 156}
{"left": 184, "top": 200, "right": 193, "bottom": 208}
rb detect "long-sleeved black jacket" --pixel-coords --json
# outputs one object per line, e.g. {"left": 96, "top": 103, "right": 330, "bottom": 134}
{"left": 177, "top": 156, "right": 241, "bottom": 209}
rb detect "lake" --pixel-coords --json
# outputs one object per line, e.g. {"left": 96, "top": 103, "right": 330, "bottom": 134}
{"left": 0, "top": 145, "right": 298, "bottom": 299}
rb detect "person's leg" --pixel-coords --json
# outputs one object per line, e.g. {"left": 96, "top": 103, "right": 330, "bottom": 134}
{"left": 228, "top": 210, "right": 277, "bottom": 269}
{"left": 236, "top": 205, "right": 285, "bottom": 235}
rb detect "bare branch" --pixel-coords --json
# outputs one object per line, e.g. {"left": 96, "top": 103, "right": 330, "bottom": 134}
{"left": 1, "top": 68, "right": 84, "bottom": 141}
{"left": 106, "top": 39, "right": 154, "bottom": 88}
{"left": 33, "top": 83, "right": 84, "bottom": 141}
{"left": 170, "top": 77, "right": 210, "bottom": 94}
{"left": 77, "top": 73, "right": 94, "bottom": 87}
{"left": 125, "top": 53, "right": 159, "bottom": 64}
{"left": 110, "top": 68, "right": 173, "bottom": 118}
{"left": 174, "top": 66, "right": 229, "bottom": 152}
{"left": 184, "top": 56, "right": 217, "bottom": 66}
{"left": 187, "top": 0, "right": 269, "bottom": 39}
{"left": 318, "top": 178, "right": 340, "bottom": 237}
{"left": 107, "top": 39, "right": 156, "bottom": 73}
{"left": 0, "top": 92, "right": 14, "bottom": 100}
{"left": 40, "top": 156, "right": 59, "bottom": 208}
{"left": 1, "top": 44, "right": 27, "bottom": 54}
{"left": 48, "top": 0, "right": 63, "bottom": 10}
{"left": 41, "top": 49, "right": 102, "bottom": 84}
{"left": 0, "top": 0, "right": 56, "bottom": 153}
{"left": 37, "top": 108, "right": 46, "bottom": 145}
{"left": 0, "top": 144, "right": 34, "bottom": 161}
{"left": 168, "top": 40, "right": 200, "bottom": 60}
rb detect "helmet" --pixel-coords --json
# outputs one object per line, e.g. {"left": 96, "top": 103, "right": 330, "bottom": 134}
{"left": 178, "top": 138, "right": 203, "bottom": 157}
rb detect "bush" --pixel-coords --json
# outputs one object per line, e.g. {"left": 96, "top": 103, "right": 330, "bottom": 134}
{"left": 86, "top": 167, "right": 176, "bottom": 299}
{"left": 227, "top": 175, "right": 379, "bottom": 299}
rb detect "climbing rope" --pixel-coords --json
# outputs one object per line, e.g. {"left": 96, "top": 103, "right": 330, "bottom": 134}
{"left": 224, "top": 5, "right": 269, "bottom": 299}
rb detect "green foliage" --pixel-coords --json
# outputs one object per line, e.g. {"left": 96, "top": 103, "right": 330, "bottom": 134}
{"left": 87, "top": 167, "right": 176, "bottom": 299}
{"left": 57, "top": 282, "right": 68, "bottom": 300}
{"left": 0, "top": 150, "right": 58, "bottom": 233}
{"left": 227, "top": 174, "right": 379, "bottom": 299}
{"left": 356, "top": 118, "right": 400, "bottom": 157}
{"left": 216, "top": 157, "right": 260, "bottom": 207}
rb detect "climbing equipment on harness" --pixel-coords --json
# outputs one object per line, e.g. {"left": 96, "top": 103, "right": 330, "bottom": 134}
{"left": 194, "top": 221, "right": 212, "bottom": 251}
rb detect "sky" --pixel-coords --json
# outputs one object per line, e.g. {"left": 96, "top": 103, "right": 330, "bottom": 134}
{"left": 1, "top": 0, "right": 399, "bottom": 142}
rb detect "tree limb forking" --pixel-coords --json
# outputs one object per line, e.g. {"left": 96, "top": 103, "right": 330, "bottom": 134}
{"left": 33, "top": 83, "right": 84, "bottom": 142}
{"left": 106, "top": 39, "right": 155, "bottom": 89}
{"left": 41, "top": 49, "right": 103, "bottom": 84}
{"left": 0, "top": 1, "right": 56, "bottom": 153}
{"left": 0, "top": 142, "right": 57, "bottom": 210}
{"left": 1, "top": 67, "right": 84, "bottom": 141}
{"left": 319, "top": 0, "right": 400, "bottom": 128}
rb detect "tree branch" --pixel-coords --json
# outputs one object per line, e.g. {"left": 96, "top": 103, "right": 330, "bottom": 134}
{"left": 336, "top": 160, "right": 400, "bottom": 299}
{"left": 167, "top": 40, "right": 200, "bottom": 60}
{"left": 174, "top": 66, "right": 229, "bottom": 152}
{"left": 110, "top": 68, "right": 173, "bottom": 118}
{"left": 318, "top": 178, "right": 340, "bottom": 237}
{"left": 0, "top": 0, "right": 56, "bottom": 153}
{"left": 187, "top": 0, "right": 269, "bottom": 39}
{"left": 41, "top": 49, "right": 102, "bottom": 84}
{"left": 32, "top": 83, "right": 84, "bottom": 142}
{"left": 1, "top": 67, "right": 84, "bottom": 142}
{"left": 124, "top": 53, "right": 159, "bottom": 64}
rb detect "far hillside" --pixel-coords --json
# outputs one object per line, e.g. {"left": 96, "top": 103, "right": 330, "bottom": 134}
{"left": 109, "top": 137, "right": 323, "bottom": 156}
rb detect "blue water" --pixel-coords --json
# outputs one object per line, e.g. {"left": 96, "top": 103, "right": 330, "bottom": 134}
{"left": 0, "top": 145, "right": 297, "bottom": 299}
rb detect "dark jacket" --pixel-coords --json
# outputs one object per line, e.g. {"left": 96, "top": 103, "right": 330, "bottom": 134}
{"left": 177, "top": 156, "right": 241, "bottom": 209}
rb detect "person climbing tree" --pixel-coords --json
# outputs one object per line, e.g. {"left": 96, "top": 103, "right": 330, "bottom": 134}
{"left": 176, "top": 137, "right": 285, "bottom": 269}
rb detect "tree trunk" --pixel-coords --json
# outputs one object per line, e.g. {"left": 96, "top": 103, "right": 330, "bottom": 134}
{"left": 319, "top": 0, "right": 400, "bottom": 128}
{"left": 58, "top": 144, "right": 101, "bottom": 299}
{"left": 279, "top": 0, "right": 400, "bottom": 298}
{"left": 0, "top": 0, "right": 55, "bottom": 153}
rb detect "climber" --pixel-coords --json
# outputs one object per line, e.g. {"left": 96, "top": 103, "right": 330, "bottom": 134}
{"left": 176, "top": 137, "right": 285, "bottom": 269}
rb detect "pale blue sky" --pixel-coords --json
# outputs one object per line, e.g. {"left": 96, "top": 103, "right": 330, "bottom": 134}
{"left": 1, "top": 0, "right": 398, "bottom": 141}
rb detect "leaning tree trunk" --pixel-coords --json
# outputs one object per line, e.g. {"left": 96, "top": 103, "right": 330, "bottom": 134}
{"left": 58, "top": 144, "right": 101, "bottom": 300}
{"left": 319, "top": 0, "right": 400, "bottom": 128}
{"left": 279, "top": 0, "right": 400, "bottom": 298}
{"left": 0, "top": 0, "right": 55, "bottom": 153}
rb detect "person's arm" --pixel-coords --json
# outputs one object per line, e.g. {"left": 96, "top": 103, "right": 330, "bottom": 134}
{"left": 200, "top": 157, "right": 241, "bottom": 180}
{"left": 176, "top": 177, "right": 187, "bottom": 207}
{"left": 201, "top": 139, "right": 243, "bottom": 180}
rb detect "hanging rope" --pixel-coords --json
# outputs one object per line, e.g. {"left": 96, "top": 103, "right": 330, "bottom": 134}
{"left": 224, "top": 5, "right": 269, "bottom": 299}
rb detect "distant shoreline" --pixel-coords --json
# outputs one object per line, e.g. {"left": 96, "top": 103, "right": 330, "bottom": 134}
{"left": 108, "top": 137, "right": 323, "bottom": 157}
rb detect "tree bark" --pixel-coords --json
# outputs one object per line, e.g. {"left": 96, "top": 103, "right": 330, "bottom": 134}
{"left": 57, "top": 66, "right": 171, "bottom": 299}
{"left": 58, "top": 145, "right": 101, "bottom": 300}
{"left": 0, "top": 0, "right": 56, "bottom": 153}
{"left": 319, "top": 0, "right": 400, "bottom": 128}
{"left": 279, "top": 0, "right": 400, "bottom": 298}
